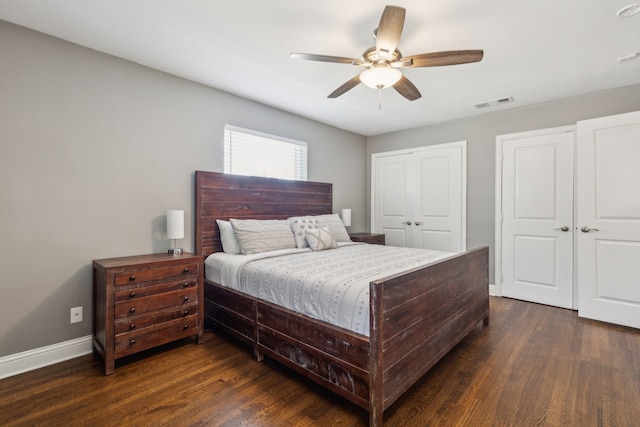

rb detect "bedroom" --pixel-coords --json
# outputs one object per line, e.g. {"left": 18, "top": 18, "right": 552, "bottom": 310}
{"left": 1, "top": 1, "right": 640, "bottom": 425}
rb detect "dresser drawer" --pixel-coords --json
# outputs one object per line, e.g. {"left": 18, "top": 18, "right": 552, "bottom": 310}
{"left": 114, "top": 315, "right": 198, "bottom": 358}
{"left": 115, "top": 288, "right": 197, "bottom": 319}
{"left": 114, "top": 302, "right": 198, "bottom": 334}
{"left": 114, "top": 262, "right": 199, "bottom": 286}
{"left": 114, "top": 278, "right": 198, "bottom": 302}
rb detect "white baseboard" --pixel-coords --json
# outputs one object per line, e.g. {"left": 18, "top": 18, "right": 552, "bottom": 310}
{"left": 489, "top": 283, "right": 496, "bottom": 296}
{"left": 0, "top": 335, "right": 93, "bottom": 380}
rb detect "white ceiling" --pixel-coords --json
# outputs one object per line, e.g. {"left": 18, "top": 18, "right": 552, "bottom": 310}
{"left": 2, "top": 0, "right": 640, "bottom": 136}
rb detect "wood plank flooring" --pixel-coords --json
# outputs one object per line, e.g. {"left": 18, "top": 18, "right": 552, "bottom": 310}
{"left": 2, "top": 297, "right": 639, "bottom": 426}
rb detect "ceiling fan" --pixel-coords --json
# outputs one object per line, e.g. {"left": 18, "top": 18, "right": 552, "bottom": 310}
{"left": 290, "top": 5, "right": 483, "bottom": 102}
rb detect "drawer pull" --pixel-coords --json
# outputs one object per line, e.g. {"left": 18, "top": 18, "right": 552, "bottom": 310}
{"left": 182, "top": 282, "right": 189, "bottom": 288}
{"left": 129, "top": 324, "right": 136, "bottom": 330}
{"left": 184, "top": 324, "right": 189, "bottom": 329}
{"left": 130, "top": 339, "right": 136, "bottom": 345}
{"left": 130, "top": 307, "right": 136, "bottom": 314}
{"left": 183, "top": 296, "right": 189, "bottom": 302}
{"left": 129, "top": 275, "right": 136, "bottom": 281}
{"left": 129, "top": 292, "right": 136, "bottom": 298}
{"left": 183, "top": 267, "right": 190, "bottom": 273}
{"left": 182, "top": 310, "right": 189, "bottom": 316}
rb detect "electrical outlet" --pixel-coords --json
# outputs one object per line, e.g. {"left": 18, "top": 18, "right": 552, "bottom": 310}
{"left": 70, "top": 306, "right": 83, "bottom": 324}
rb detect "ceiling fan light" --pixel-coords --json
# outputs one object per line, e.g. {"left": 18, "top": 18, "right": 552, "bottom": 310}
{"left": 360, "top": 66, "right": 402, "bottom": 89}
{"left": 617, "top": 3, "right": 640, "bottom": 17}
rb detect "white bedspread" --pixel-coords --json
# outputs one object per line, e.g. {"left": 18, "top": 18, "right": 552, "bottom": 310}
{"left": 205, "top": 243, "right": 453, "bottom": 336}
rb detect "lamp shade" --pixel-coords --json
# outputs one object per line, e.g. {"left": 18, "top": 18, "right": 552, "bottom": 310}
{"left": 359, "top": 65, "right": 402, "bottom": 89}
{"left": 167, "top": 210, "right": 184, "bottom": 239}
{"left": 341, "top": 208, "right": 352, "bottom": 227}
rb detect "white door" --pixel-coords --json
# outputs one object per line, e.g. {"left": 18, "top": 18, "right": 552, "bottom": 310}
{"left": 413, "top": 146, "right": 464, "bottom": 251}
{"left": 499, "top": 128, "right": 575, "bottom": 308}
{"left": 372, "top": 142, "right": 466, "bottom": 252}
{"left": 576, "top": 111, "right": 640, "bottom": 329}
{"left": 373, "top": 152, "right": 413, "bottom": 247}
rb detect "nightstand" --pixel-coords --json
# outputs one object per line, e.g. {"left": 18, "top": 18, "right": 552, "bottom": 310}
{"left": 349, "top": 232, "right": 386, "bottom": 245}
{"left": 92, "top": 252, "right": 204, "bottom": 375}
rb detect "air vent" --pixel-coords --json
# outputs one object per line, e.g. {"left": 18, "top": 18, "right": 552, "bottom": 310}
{"left": 474, "top": 96, "right": 515, "bottom": 109}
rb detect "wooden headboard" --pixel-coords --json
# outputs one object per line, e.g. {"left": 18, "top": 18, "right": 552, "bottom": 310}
{"left": 195, "top": 171, "right": 333, "bottom": 259}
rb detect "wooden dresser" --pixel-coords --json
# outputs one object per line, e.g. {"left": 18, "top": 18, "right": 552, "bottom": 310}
{"left": 92, "top": 252, "right": 204, "bottom": 375}
{"left": 349, "top": 232, "right": 386, "bottom": 245}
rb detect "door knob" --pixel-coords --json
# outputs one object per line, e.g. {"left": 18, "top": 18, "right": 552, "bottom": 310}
{"left": 580, "top": 226, "right": 599, "bottom": 233}
{"left": 414, "top": 221, "right": 424, "bottom": 226}
{"left": 554, "top": 226, "right": 570, "bottom": 232}
{"left": 402, "top": 221, "right": 412, "bottom": 225}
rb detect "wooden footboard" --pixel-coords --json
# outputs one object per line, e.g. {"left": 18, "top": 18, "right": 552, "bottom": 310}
{"left": 204, "top": 246, "right": 489, "bottom": 426}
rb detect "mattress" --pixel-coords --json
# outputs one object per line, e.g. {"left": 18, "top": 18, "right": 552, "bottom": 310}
{"left": 205, "top": 242, "right": 453, "bottom": 336}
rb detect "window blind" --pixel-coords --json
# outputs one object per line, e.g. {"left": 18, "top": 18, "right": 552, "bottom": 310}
{"left": 224, "top": 125, "right": 307, "bottom": 181}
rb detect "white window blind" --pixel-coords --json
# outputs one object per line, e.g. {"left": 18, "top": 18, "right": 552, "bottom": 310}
{"left": 224, "top": 125, "right": 308, "bottom": 181}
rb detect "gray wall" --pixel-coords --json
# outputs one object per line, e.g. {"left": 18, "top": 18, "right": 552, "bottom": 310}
{"left": 0, "top": 21, "right": 366, "bottom": 357}
{"left": 367, "top": 83, "right": 640, "bottom": 284}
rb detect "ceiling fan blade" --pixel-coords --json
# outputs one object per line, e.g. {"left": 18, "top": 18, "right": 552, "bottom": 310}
{"left": 290, "top": 53, "right": 364, "bottom": 65}
{"left": 393, "top": 75, "right": 422, "bottom": 101}
{"left": 328, "top": 75, "right": 362, "bottom": 98}
{"left": 400, "top": 50, "right": 484, "bottom": 67}
{"left": 375, "top": 6, "right": 405, "bottom": 58}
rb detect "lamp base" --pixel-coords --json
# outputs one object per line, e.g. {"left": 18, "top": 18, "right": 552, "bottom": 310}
{"left": 168, "top": 248, "right": 183, "bottom": 255}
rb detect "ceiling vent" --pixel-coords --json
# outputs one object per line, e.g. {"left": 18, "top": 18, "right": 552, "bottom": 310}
{"left": 474, "top": 96, "right": 515, "bottom": 109}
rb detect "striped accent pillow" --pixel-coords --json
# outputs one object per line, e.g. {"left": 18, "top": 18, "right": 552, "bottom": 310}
{"left": 230, "top": 219, "right": 296, "bottom": 254}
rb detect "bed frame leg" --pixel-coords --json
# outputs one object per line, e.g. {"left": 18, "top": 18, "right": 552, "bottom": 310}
{"left": 483, "top": 313, "right": 490, "bottom": 325}
{"left": 369, "top": 407, "right": 383, "bottom": 427}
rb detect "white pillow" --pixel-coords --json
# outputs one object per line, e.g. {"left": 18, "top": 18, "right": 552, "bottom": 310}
{"left": 305, "top": 228, "right": 337, "bottom": 251}
{"left": 216, "top": 220, "right": 240, "bottom": 254}
{"left": 288, "top": 216, "right": 319, "bottom": 248}
{"left": 230, "top": 219, "right": 297, "bottom": 254}
{"left": 315, "top": 214, "right": 351, "bottom": 242}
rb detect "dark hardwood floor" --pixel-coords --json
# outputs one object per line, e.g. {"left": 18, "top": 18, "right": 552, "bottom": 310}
{"left": 2, "top": 297, "right": 639, "bottom": 426}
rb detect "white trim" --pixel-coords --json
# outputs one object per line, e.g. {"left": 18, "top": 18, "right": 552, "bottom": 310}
{"left": 494, "top": 125, "right": 575, "bottom": 300}
{"left": 489, "top": 283, "right": 496, "bottom": 296}
{"left": 0, "top": 335, "right": 93, "bottom": 380}
{"left": 224, "top": 124, "right": 307, "bottom": 148}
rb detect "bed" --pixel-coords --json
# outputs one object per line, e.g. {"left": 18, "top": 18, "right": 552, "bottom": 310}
{"left": 195, "top": 170, "right": 489, "bottom": 426}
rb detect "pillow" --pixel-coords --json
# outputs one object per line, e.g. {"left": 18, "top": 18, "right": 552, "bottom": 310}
{"left": 315, "top": 213, "right": 351, "bottom": 242}
{"left": 216, "top": 220, "right": 241, "bottom": 254}
{"left": 230, "top": 219, "right": 296, "bottom": 254}
{"left": 305, "top": 228, "right": 338, "bottom": 251}
{"left": 288, "top": 216, "right": 319, "bottom": 248}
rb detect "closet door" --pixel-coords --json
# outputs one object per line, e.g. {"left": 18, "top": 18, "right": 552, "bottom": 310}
{"left": 413, "top": 145, "right": 465, "bottom": 252}
{"left": 372, "top": 142, "right": 466, "bottom": 251}
{"left": 498, "top": 128, "right": 574, "bottom": 308}
{"left": 373, "top": 152, "right": 414, "bottom": 247}
{"left": 577, "top": 111, "right": 640, "bottom": 329}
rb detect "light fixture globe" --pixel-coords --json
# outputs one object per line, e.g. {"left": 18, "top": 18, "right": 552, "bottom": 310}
{"left": 359, "top": 65, "right": 402, "bottom": 89}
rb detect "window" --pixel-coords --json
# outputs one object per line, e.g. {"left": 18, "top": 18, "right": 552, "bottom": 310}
{"left": 224, "top": 125, "right": 307, "bottom": 181}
